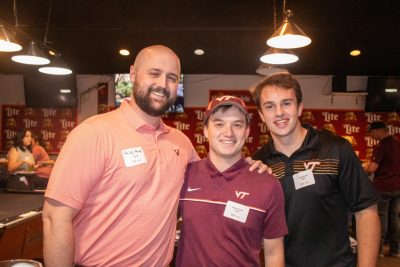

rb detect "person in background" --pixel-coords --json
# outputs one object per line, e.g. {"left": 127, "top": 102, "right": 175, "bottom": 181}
{"left": 176, "top": 96, "right": 287, "bottom": 267}
{"left": 42, "top": 45, "right": 266, "bottom": 267}
{"left": 7, "top": 129, "right": 35, "bottom": 173}
{"left": 367, "top": 121, "right": 400, "bottom": 258}
{"left": 252, "top": 73, "right": 380, "bottom": 267}
{"left": 320, "top": 122, "right": 336, "bottom": 135}
{"left": 31, "top": 133, "right": 53, "bottom": 184}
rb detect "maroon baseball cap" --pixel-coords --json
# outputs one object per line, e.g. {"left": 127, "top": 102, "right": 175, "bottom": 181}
{"left": 204, "top": 95, "right": 250, "bottom": 123}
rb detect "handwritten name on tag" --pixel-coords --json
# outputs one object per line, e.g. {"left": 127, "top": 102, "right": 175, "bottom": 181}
{"left": 223, "top": 200, "right": 249, "bottom": 223}
{"left": 121, "top": 147, "right": 147, "bottom": 167}
{"left": 293, "top": 169, "right": 315, "bottom": 190}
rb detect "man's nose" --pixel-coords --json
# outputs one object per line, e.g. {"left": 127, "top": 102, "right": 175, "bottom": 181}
{"left": 275, "top": 105, "right": 284, "bottom": 116}
{"left": 155, "top": 75, "right": 168, "bottom": 87}
{"left": 224, "top": 126, "right": 234, "bottom": 136}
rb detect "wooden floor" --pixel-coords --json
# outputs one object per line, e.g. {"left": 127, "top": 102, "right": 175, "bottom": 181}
{"left": 377, "top": 245, "right": 400, "bottom": 267}
{"left": 378, "top": 256, "right": 400, "bottom": 267}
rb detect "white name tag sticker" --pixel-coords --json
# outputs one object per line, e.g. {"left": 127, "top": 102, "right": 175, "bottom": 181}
{"left": 223, "top": 200, "right": 249, "bottom": 223}
{"left": 121, "top": 147, "right": 147, "bottom": 167}
{"left": 293, "top": 169, "right": 315, "bottom": 190}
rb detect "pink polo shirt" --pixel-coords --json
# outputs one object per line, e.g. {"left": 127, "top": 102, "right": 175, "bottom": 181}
{"left": 45, "top": 100, "right": 199, "bottom": 267}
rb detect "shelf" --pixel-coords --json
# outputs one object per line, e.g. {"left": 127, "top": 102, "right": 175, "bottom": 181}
{"left": 331, "top": 92, "right": 367, "bottom": 96}
{"left": 330, "top": 92, "right": 367, "bottom": 104}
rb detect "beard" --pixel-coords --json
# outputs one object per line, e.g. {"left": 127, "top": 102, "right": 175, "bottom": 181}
{"left": 132, "top": 81, "right": 176, "bottom": 117}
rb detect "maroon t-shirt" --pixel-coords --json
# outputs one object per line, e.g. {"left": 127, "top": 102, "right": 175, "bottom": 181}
{"left": 372, "top": 135, "right": 400, "bottom": 192}
{"left": 176, "top": 157, "right": 287, "bottom": 267}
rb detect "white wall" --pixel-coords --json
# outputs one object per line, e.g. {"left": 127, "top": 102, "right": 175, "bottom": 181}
{"left": 184, "top": 74, "right": 366, "bottom": 110}
{"left": 0, "top": 74, "right": 367, "bottom": 124}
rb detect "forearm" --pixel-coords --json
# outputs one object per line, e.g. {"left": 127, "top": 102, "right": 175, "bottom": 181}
{"left": 263, "top": 238, "right": 285, "bottom": 267}
{"left": 7, "top": 159, "right": 24, "bottom": 172}
{"left": 355, "top": 205, "right": 380, "bottom": 267}
{"left": 264, "top": 253, "right": 284, "bottom": 267}
{"left": 43, "top": 216, "right": 75, "bottom": 267}
{"left": 43, "top": 199, "right": 77, "bottom": 267}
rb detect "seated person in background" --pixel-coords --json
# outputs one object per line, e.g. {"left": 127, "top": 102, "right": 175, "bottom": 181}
{"left": 7, "top": 129, "right": 35, "bottom": 174}
{"left": 176, "top": 96, "right": 287, "bottom": 267}
{"left": 32, "top": 133, "right": 53, "bottom": 180}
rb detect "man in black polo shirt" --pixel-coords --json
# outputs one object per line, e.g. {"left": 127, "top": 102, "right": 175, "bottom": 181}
{"left": 367, "top": 121, "right": 400, "bottom": 258}
{"left": 252, "top": 73, "right": 380, "bottom": 267}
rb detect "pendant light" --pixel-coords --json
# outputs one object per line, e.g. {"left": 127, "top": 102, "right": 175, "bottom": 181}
{"left": 267, "top": 8, "right": 311, "bottom": 49}
{"left": 39, "top": 54, "right": 72, "bottom": 75}
{"left": 11, "top": 41, "right": 50, "bottom": 65}
{"left": 260, "top": 47, "right": 298, "bottom": 65}
{"left": 0, "top": 24, "right": 22, "bottom": 52}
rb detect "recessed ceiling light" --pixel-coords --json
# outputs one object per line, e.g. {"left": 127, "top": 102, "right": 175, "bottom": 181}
{"left": 119, "top": 49, "right": 130, "bottom": 56}
{"left": 60, "top": 89, "right": 71, "bottom": 94}
{"left": 48, "top": 50, "right": 56, "bottom": 56}
{"left": 350, "top": 50, "right": 361, "bottom": 56}
{"left": 194, "top": 49, "right": 204, "bottom": 56}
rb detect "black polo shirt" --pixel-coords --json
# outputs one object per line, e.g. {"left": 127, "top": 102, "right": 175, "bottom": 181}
{"left": 253, "top": 124, "right": 379, "bottom": 267}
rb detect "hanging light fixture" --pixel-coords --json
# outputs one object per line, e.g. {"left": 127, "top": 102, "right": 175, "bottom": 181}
{"left": 267, "top": 9, "right": 311, "bottom": 49}
{"left": 11, "top": 41, "right": 50, "bottom": 65}
{"left": 39, "top": 54, "right": 72, "bottom": 75}
{"left": 0, "top": 24, "right": 22, "bottom": 52}
{"left": 260, "top": 47, "right": 298, "bottom": 65}
{"left": 256, "top": 63, "right": 289, "bottom": 76}
{"left": 257, "top": 0, "right": 299, "bottom": 69}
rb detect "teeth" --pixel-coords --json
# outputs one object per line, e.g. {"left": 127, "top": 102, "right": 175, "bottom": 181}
{"left": 275, "top": 119, "right": 287, "bottom": 124}
{"left": 221, "top": 140, "right": 235, "bottom": 144}
{"left": 152, "top": 92, "right": 165, "bottom": 97}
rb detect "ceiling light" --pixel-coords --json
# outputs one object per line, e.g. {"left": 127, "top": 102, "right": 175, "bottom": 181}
{"left": 39, "top": 54, "right": 72, "bottom": 75}
{"left": 256, "top": 63, "right": 289, "bottom": 76}
{"left": 194, "top": 49, "right": 204, "bottom": 55}
{"left": 11, "top": 41, "right": 50, "bottom": 65}
{"left": 267, "top": 10, "right": 311, "bottom": 49}
{"left": 119, "top": 49, "right": 130, "bottom": 56}
{"left": 60, "top": 89, "right": 71, "bottom": 94}
{"left": 350, "top": 50, "right": 361, "bottom": 56}
{"left": 0, "top": 24, "right": 22, "bottom": 52}
{"left": 260, "top": 48, "right": 298, "bottom": 65}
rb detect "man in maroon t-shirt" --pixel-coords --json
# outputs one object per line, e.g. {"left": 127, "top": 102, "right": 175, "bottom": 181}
{"left": 367, "top": 121, "right": 400, "bottom": 258}
{"left": 176, "top": 96, "right": 287, "bottom": 267}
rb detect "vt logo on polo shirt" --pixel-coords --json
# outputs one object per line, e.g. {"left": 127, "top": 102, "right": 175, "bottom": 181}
{"left": 235, "top": 191, "right": 250, "bottom": 199}
{"left": 303, "top": 161, "right": 321, "bottom": 171}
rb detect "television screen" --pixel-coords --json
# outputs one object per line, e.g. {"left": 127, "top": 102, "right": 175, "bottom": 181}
{"left": 365, "top": 76, "right": 400, "bottom": 112}
{"left": 114, "top": 73, "right": 184, "bottom": 113}
{"left": 23, "top": 72, "right": 77, "bottom": 108}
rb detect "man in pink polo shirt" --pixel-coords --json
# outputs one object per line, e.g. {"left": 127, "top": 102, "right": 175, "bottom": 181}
{"left": 43, "top": 45, "right": 267, "bottom": 267}
{"left": 42, "top": 45, "right": 199, "bottom": 267}
{"left": 176, "top": 96, "right": 287, "bottom": 267}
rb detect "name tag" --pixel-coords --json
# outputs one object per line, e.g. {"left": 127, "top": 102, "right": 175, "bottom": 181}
{"left": 121, "top": 147, "right": 147, "bottom": 167}
{"left": 223, "top": 200, "right": 249, "bottom": 223}
{"left": 293, "top": 169, "right": 315, "bottom": 190}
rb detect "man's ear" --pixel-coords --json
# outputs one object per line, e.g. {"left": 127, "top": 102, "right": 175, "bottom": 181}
{"left": 203, "top": 124, "right": 209, "bottom": 139}
{"left": 297, "top": 102, "right": 304, "bottom": 118}
{"left": 258, "top": 110, "right": 266, "bottom": 123}
{"left": 130, "top": 65, "right": 136, "bottom": 84}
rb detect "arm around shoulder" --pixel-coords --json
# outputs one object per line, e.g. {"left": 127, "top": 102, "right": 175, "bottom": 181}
{"left": 42, "top": 198, "right": 79, "bottom": 267}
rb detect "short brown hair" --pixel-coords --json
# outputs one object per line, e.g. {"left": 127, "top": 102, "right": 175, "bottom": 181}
{"left": 252, "top": 73, "right": 302, "bottom": 109}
